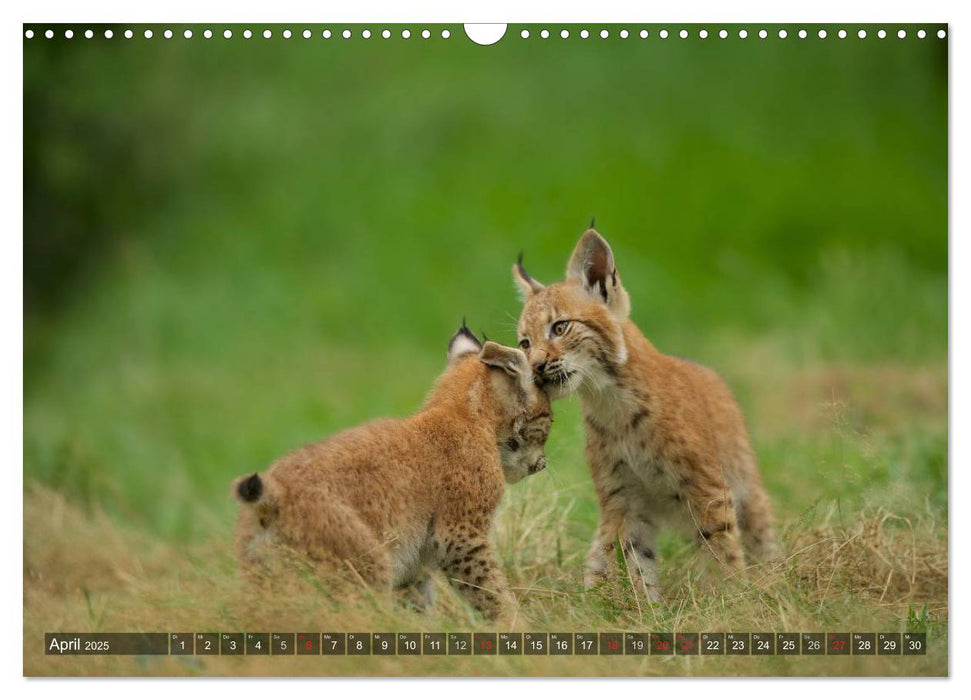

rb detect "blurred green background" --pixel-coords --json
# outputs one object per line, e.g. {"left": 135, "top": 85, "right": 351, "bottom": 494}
{"left": 24, "top": 25, "right": 947, "bottom": 542}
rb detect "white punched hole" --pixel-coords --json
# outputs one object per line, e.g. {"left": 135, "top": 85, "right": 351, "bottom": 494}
{"left": 203, "top": 29, "right": 212, "bottom": 39}
{"left": 303, "top": 29, "right": 311, "bottom": 39}
{"left": 144, "top": 29, "right": 153, "bottom": 39}
{"left": 640, "top": 29, "right": 648, "bottom": 39}
{"left": 223, "top": 29, "right": 232, "bottom": 39}
{"left": 382, "top": 29, "right": 391, "bottom": 39}
{"left": 581, "top": 29, "right": 589, "bottom": 39}
{"left": 719, "top": 29, "right": 727, "bottom": 39}
{"left": 85, "top": 29, "right": 93, "bottom": 39}
{"left": 322, "top": 29, "right": 331, "bottom": 39}
{"left": 284, "top": 29, "right": 293, "bottom": 39}
{"left": 25, "top": 29, "right": 34, "bottom": 39}
{"left": 620, "top": 29, "right": 629, "bottom": 39}
{"left": 858, "top": 29, "right": 867, "bottom": 39}
{"left": 402, "top": 29, "right": 411, "bottom": 39}
{"left": 521, "top": 29, "right": 529, "bottom": 39}
{"left": 184, "top": 29, "right": 192, "bottom": 39}
{"left": 660, "top": 29, "right": 668, "bottom": 39}
{"left": 838, "top": 29, "right": 847, "bottom": 39}
{"left": 759, "top": 29, "right": 767, "bottom": 39}
{"left": 45, "top": 29, "right": 53, "bottom": 39}
{"left": 898, "top": 29, "right": 906, "bottom": 39}
{"left": 541, "top": 29, "right": 549, "bottom": 39}
{"left": 600, "top": 29, "right": 608, "bottom": 39}
{"left": 164, "top": 29, "right": 173, "bottom": 39}
{"left": 918, "top": 29, "right": 926, "bottom": 39}
{"left": 798, "top": 29, "right": 807, "bottom": 39}
{"left": 779, "top": 29, "right": 787, "bottom": 39}
{"left": 422, "top": 29, "right": 430, "bottom": 39}
{"left": 739, "top": 29, "right": 748, "bottom": 39}
{"left": 818, "top": 29, "right": 827, "bottom": 39}
{"left": 937, "top": 29, "right": 946, "bottom": 39}
{"left": 342, "top": 29, "right": 351, "bottom": 39}
{"left": 361, "top": 29, "right": 370, "bottom": 39}
{"left": 679, "top": 29, "right": 687, "bottom": 39}
{"left": 243, "top": 29, "right": 252, "bottom": 39}
{"left": 560, "top": 29, "right": 569, "bottom": 39}
{"left": 65, "top": 29, "right": 74, "bottom": 39}
{"left": 442, "top": 29, "right": 450, "bottom": 39}
{"left": 878, "top": 29, "right": 886, "bottom": 39}
{"left": 464, "top": 23, "right": 506, "bottom": 46}
{"left": 124, "top": 29, "right": 133, "bottom": 39}
{"left": 699, "top": 29, "right": 708, "bottom": 39}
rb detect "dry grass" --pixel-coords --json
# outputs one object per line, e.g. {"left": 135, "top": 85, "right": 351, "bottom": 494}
{"left": 23, "top": 481, "right": 947, "bottom": 677}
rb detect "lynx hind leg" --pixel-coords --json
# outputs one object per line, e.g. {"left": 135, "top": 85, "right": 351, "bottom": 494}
{"left": 439, "top": 526, "right": 514, "bottom": 621}
{"left": 273, "top": 501, "right": 394, "bottom": 594}
{"left": 397, "top": 573, "right": 437, "bottom": 613}
{"left": 678, "top": 468, "right": 746, "bottom": 573}
{"left": 234, "top": 506, "right": 277, "bottom": 584}
{"left": 735, "top": 475, "right": 779, "bottom": 561}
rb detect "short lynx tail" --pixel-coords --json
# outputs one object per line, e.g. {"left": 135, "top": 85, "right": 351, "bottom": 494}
{"left": 236, "top": 473, "right": 263, "bottom": 503}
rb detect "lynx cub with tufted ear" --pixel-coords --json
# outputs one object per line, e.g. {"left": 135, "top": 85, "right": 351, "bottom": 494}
{"left": 233, "top": 324, "right": 552, "bottom": 620}
{"left": 513, "top": 229, "right": 777, "bottom": 601}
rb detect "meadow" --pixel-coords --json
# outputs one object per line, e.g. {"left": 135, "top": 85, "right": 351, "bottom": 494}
{"left": 23, "top": 24, "right": 947, "bottom": 676}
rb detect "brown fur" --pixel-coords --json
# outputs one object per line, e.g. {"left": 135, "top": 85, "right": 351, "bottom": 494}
{"left": 233, "top": 328, "right": 551, "bottom": 620}
{"left": 513, "top": 229, "right": 777, "bottom": 601}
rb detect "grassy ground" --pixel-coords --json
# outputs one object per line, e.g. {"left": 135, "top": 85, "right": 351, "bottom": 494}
{"left": 23, "top": 24, "right": 947, "bottom": 676}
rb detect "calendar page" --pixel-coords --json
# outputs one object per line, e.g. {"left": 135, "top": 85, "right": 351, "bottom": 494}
{"left": 23, "top": 19, "right": 947, "bottom": 678}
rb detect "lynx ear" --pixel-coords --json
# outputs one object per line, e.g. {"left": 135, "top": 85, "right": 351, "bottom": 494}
{"left": 566, "top": 228, "right": 630, "bottom": 317}
{"left": 512, "top": 252, "right": 545, "bottom": 300}
{"left": 479, "top": 341, "right": 531, "bottom": 383}
{"left": 447, "top": 321, "right": 482, "bottom": 364}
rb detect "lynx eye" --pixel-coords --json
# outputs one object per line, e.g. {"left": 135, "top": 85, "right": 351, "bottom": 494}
{"left": 519, "top": 338, "right": 530, "bottom": 350}
{"left": 551, "top": 320, "right": 571, "bottom": 337}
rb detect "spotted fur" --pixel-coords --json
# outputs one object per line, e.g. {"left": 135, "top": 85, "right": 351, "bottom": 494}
{"left": 514, "top": 229, "right": 777, "bottom": 601}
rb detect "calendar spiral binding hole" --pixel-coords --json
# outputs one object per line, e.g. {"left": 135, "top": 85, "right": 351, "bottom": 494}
{"left": 24, "top": 25, "right": 948, "bottom": 42}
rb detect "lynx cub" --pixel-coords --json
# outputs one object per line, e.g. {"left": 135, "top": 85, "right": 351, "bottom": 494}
{"left": 233, "top": 324, "right": 551, "bottom": 620}
{"left": 513, "top": 228, "right": 777, "bottom": 601}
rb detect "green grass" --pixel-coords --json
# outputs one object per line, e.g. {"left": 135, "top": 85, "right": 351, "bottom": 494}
{"left": 23, "top": 24, "right": 947, "bottom": 676}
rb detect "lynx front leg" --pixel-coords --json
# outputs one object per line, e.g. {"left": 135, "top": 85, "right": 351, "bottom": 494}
{"left": 620, "top": 516, "right": 662, "bottom": 603}
{"left": 440, "top": 532, "right": 514, "bottom": 621}
{"left": 584, "top": 505, "right": 625, "bottom": 589}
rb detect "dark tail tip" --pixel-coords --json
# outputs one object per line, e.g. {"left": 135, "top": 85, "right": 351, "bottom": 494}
{"left": 588, "top": 216, "right": 596, "bottom": 230}
{"left": 516, "top": 250, "right": 525, "bottom": 266}
{"left": 237, "top": 473, "right": 263, "bottom": 503}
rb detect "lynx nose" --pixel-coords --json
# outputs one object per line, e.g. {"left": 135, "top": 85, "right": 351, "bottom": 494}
{"left": 530, "top": 456, "right": 547, "bottom": 474}
{"left": 530, "top": 349, "right": 548, "bottom": 377}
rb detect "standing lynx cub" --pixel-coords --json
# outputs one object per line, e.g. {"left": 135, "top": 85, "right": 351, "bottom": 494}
{"left": 513, "top": 228, "right": 776, "bottom": 601}
{"left": 234, "top": 325, "right": 551, "bottom": 620}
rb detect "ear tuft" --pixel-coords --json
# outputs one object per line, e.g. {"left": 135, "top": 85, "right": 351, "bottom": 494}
{"left": 447, "top": 321, "right": 482, "bottom": 364}
{"left": 512, "top": 251, "right": 545, "bottom": 300}
{"left": 566, "top": 228, "right": 619, "bottom": 302}
{"left": 479, "top": 341, "right": 530, "bottom": 381}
